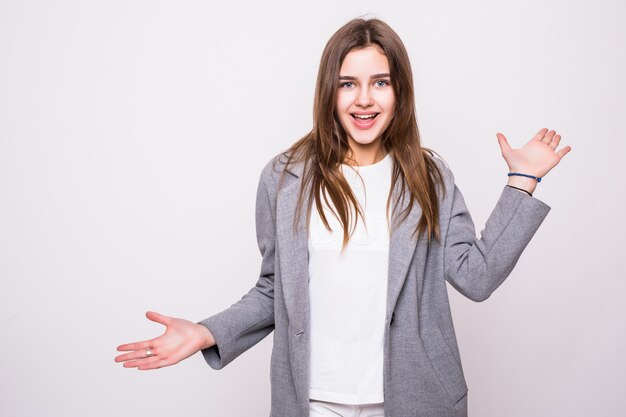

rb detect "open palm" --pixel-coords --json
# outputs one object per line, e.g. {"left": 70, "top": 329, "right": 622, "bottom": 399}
{"left": 114, "top": 311, "right": 214, "bottom": 370}
{"left": 497, "top": 128, "right": 571, "bottom": 178}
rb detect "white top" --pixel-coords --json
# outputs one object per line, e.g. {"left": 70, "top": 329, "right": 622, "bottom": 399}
{"left": 307, "top": 152, "right": 393, "bottom": 404}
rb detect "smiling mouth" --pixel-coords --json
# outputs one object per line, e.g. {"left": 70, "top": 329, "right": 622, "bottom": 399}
{"left": 351, "top": 113, "right": 379, "bottom": 120}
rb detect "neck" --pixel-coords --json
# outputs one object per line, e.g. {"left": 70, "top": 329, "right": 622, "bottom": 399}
{"left": 343, "top": 143, "right": 387, "bottom": 167}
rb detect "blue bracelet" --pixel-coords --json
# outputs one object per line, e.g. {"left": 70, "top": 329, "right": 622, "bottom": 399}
{"left": 508, "top": 172, "right": 542, "bottom": 182}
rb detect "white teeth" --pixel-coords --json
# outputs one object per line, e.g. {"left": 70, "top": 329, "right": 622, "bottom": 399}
{"left": 353, "top": 114, "right": 377, "bottom": 119}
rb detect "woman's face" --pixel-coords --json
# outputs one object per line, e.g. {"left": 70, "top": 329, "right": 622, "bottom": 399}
{"left": 335, "top": 45, "right": 396, "bottom": 158}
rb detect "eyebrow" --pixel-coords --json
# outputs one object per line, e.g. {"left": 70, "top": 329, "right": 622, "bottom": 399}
{"left": 338, "top": 73, "right": 391, "bottom": 80}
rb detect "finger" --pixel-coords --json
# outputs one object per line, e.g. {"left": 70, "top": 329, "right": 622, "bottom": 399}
{"left": 556, "top": 145, "right": 572, "bottom": 159}
{"left": 138, "top": 358, "right": 174, "bottom": 371}
{"left": 115, "top": 347, "right": 155, "bottom": 363}
{"left": 541, "top": 130, "right": 556, "bottom": 145}
{"left": 549, "top": 134, "right": 561, "bottom": 150}
{"left": 532, "top": 128, "right": 549, "bottom": 142}
{"left": 146, "top": 311, "right": 172, "bottom": 326}
{"left": 496, "top": 133, "right": 511, "bottom": 155}
{"left": 123, "top": 355, "right": 161, "bottom": 369}
{"left": 116, "top": 340, "right": 155, "bottom": 352}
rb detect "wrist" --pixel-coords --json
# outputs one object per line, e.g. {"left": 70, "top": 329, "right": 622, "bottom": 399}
{"left": 507, "top": 175, "right": 537, "bottom": 195}
{"left": 195, "top": 323, "right": 216, "bottom": 350}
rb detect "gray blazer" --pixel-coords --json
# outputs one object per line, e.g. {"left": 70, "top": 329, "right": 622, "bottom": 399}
{"left": 198, "top": 152, "right": 551, "bottom": 417}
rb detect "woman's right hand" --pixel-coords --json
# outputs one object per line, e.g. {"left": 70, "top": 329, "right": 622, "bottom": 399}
{"left": 114, "top": 311, "right": 216, "bottom": 370}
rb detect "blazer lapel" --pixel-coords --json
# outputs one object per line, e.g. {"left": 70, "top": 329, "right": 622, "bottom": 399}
{"left": 386, "top": 173, "right": 424, "bottom": 320}
{"left": 275, "top": 160, "right": 310, "bottom": 401}
{"left": 276, "top": 160, "right": 311, "bottom": 332}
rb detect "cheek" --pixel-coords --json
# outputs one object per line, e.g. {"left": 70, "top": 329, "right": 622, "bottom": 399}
{"left": 371, "top": 90, "right": 395, "bottom": 112}
{"left": 383, "top": 93, "right": 396, "bottom": 113}
{"left": 335, "top": 94, "right": 352, "bottom": 114}
{"left": 381, "top": 98, "right": 396, "bottom": 125}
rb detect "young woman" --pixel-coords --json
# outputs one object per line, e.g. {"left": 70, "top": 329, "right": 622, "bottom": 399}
{"left": 115, "top": 17, "right": 571, "bottom": 417}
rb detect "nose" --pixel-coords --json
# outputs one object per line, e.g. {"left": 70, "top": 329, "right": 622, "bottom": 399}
{"left": 355, "top": 85, "right": 374, "bottom": 107}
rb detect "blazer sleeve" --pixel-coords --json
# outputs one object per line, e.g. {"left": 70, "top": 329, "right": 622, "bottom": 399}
{"left": 442, "top": 168, "right": 552, "bottom": 302}
{"left": 197, "top": 166, "right": 276, "bottom": 369}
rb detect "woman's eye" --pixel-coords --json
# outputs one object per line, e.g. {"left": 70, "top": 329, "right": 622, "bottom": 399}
{"left": 339, "top": 80, "right": 389, "bottom": 88}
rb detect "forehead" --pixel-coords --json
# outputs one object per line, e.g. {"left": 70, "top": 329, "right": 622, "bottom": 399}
{"left": 340, "top": 45, "right": 390, "bottom": 75}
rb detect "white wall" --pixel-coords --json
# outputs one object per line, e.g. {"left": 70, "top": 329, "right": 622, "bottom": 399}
{"left": 0, "top": 1, "right": 623, "bottom": 416}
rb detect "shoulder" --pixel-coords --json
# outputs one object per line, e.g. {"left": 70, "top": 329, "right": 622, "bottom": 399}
{"left": 421, "top": 150, "right": 458, "bottom": 211}
{"left": 425, "top": 149, "right": 455, "bottom": 186}
{"left": 259, "top": 152, "right": 284, "bottom": 183}
{"left": 258, "top": 149, "right": 305, "bottom": 194}
{"left": 260, "top": 150, "right": 292, "bottom": 181}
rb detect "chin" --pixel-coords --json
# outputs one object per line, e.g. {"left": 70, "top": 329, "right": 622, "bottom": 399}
{"left": 351, "top": 138, "right": 379, "bottom": 146}
{"left": 347, "top": 132, "right": 383, "bottom": 146}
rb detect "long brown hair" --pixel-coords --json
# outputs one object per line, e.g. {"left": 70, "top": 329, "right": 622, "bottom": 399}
{"left": 275, "top": 17, "right": 446, "bottom": 250}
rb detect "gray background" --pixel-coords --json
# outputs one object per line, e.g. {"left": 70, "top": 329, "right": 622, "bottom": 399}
{"left": 1, "top": 0, "right": 624, "bottom": 416}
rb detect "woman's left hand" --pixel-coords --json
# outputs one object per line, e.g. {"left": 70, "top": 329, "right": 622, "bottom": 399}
{"left": 496, "top": 128, "right": 572, "bottom": 179}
